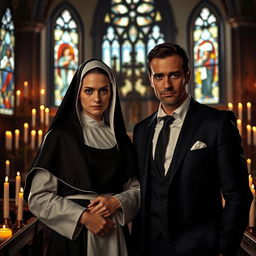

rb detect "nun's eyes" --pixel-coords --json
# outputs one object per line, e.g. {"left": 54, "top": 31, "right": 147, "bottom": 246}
{"left": 100, "top": 87, "right": 109, "bottom": 94}
{"left": 84, "top": 88, "right": 93, "bottom": 95}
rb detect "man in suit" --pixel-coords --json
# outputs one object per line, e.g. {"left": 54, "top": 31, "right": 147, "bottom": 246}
{"left": 132, "top": 43, "right": 252, "bottom": 256}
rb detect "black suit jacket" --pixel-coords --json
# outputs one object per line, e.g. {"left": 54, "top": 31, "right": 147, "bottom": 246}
{"left": 132, "top": 99, "right": 252, "bottom": 256}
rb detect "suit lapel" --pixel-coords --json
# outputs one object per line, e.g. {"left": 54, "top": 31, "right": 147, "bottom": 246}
{"left": 167, "top": 99, "right": 203, "bottom": 185}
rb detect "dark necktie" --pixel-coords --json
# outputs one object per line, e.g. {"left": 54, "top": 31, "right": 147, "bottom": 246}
{"left": 154, "top": 115, "right": 175, "bottom": 175}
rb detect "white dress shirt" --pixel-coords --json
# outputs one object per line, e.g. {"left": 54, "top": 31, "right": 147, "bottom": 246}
{"left": 152, "top": 95, "right": 191, "bottom": 175}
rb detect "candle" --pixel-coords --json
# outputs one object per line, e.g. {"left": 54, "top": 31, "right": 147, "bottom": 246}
{"left": 3, "top": 176, "right": 9, "bottom": 219}
{"left": 238, "top": 103, "right": 243, "bottom": 120}
{"left": 31, "top": 130, "right": 36, "bottom": 149}
{"left": 16, "top": 90, "right": 21, "bottom": 107}
{"left": 5, "top": 160, "right": 10, "bottom": 176}
{"left": 5, "top": 131, "right": 12, "bottom": 151}
{"left": 24, "top": 81, "right": 28, "bottom": 98}
{"left": 247, "top": 125, "right": 252, "bottom": 145}
{"left": 24, "top": 123, "right": 29, "bottom": 143}
{"left": 32, "top": 108, "right": 36, "bottom": 128}
{"left": 249, "top": 184, "right": 255, "bottom": 227}
{"left": 15, "top": 129, "right": 20, "bottom": 150}
{"left": 237, "top": 119, "right": 242, "bottom": 135}
{"left": 40, "top": 105, "right": 45, "bottom": 124}
{"left": 45, "top": 107, "right": 50, "bottom": 127}
{"left": 253, "top": 126, "right": 256, "bottom": 146}
{"left": 228, "top": 103, "right": 233, "bottom": 111}
{"left": 40, "top": 89, "right": 45, "bottom": 105}
{"left": 0, "top": 225, "right": 12, "bottom": 241}
{"left": 38, "top": 130, "right": 43, "bottom": 147}
{"left": 17, "top": 187, "right": 24, "bottom": 221}
{"left": 249, "top": 174, "right": 253, "bottom": 188}
{"left": 247, "top": 102, "right": 251, "bottom": 122}
{"left": 15, "top": 172, "right": 21, "bottom": 206}
{"left": 247, "top": 158, "right": 252, "bottom": 174}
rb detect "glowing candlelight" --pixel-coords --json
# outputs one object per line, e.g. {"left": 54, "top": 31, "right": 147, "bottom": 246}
{"left": 40, "top": 89, "right": 45, "bottom": 105}
{"left": 31, "top": 130, "right": 36, "bottom": 149}
{"left": 5, "top": 131, "right": 12, "bottom": 151}
{"left": 38, "top": 130, "right": 43, "bottom": 147}
{"left": 24, "top": 123, "right": 29, "bottom": 143}
{"left": 3, "top": 176, "right": 9, "bottom": 219}
{"left": 247, "top": 125, "right": 252, "bottom": 145}
{"left": 247, "top": 158, "right": 252, "bottom": 174}
{"left": 16, "top": 90, "right": 21, "bottom": 107}
{"left": 247, "top": 102, "right": 251, "bottom": 122}
{"left": 15, "top": 129, "right": 20, "bottom": 150}
{"left": 45, "top": 107, "right": 50, "bottom": 127}
{"left": 24, "top": 81, "right": 28, "bottom": 98}
{"left": 40, "top": 105, "right": 45, "bottom": 124}
{"left": 17, "top": 187, "right": 24, "bottom": 221}
{"left": 15, "top": 172, "right": 21, "bottom": 206}
{"left": 249, "top": 184, "right": 255, "bottom": 227}
{"left": 238, "top": 103, "right": 243, "bottom": 120}
{"left": 249, "top": 174, "right": 253, "bottom": 188}
{"left": 32, "top": 108, "right": 36, "bottom": 128}
{"left": 5, "top": 160, "right": 10, "bottom": 176}
{"left": 228, "top": 103, "right": 233, "bottom": 111}
{"left": 0, "top": 225, "right": 12, "bottom": 241}
{"left": 237, "top": 119, "right": 242, "bottom": 135}
{"left": 253, "top": 126, "right": 256, "bottom": 146}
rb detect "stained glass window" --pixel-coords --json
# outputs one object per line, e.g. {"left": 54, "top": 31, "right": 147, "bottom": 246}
{"left": 193, "top": 7, "right": 220, "bottom": 104}
{"left": 53, "top": 9, "right": 79, "bottom": 106}
{"left": 102, "top": 0, "right": 166, "bottom": 96}
{"left": 0, "top": 8, "right": 15, "bottom": 115}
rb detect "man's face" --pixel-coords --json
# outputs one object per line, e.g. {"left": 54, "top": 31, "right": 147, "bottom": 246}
{"left": 149, "top": 55, "right": 190, "bottom": 114}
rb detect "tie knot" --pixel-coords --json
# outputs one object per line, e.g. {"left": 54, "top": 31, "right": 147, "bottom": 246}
{"left": 162, "top": 115, "right": 174, "bottom": 126}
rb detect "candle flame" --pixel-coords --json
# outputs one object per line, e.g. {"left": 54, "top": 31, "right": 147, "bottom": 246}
{"left": 238, "top": 102, "right": 242, "bottom": 108}
{"left": 24, "top": 123, "right": 29, "bottom": 128}
{"left": 16, "top": 90, "right": 21, "bottom": 96}
{"left": 38, "top": 130, "right": 43, "bottom": 135}
{"left": 17, "top": 171, "right": 20, "bottom": 176}
{"left": 15, "top": 129, "right": 20, "bottom": 134}
{"left": 253, "top": 126, "right": 256, "bottom": 132}
{"left": 24, "top": 81, "right": 28, "bottom": 87}
{"left": 31, "top": 130, "right": 36, "bottom": 136}
{"left": 237, "top": 119, "right": 241, "bottom": 125}
{"left": 5, "top": 160, "right": 10, "bottom": 165}
{"left": 40, "top": 89, "right": 45, "bottom": 95}
{"left": 5, "top": 131, "right": 12, "bottom": 136}
{"left": 45, "top": 107, "right": 49, "bottom": 113}
{"left": 40, "top": 105, "right": 45, "bottom": 110}
{"left": 252, "top": 184, "right": 255, "bottom": 190}
{"left": 247, "top": 102, "right": 251, "bottom": 108}
{"left": 247, "top": 125, "right": 251, "bottom": 130}
{"left": 247, "top": 158, "right": 252, "bottom": 164}
{"left": 20, "top": 187, "right": 24, "bottom": 193}
{"left": 5, "top": 176, "right": 8, "bottom": 182}
{"left": 32, "top": 108, "right": 36, "bottom": 114}
{"left": 3, "top": 225, "right": 6, "bottom": 229}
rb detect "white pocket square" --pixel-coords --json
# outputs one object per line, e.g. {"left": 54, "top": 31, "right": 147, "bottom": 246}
{"left": 190, "top": 141, "right": 207, "bottom": 151}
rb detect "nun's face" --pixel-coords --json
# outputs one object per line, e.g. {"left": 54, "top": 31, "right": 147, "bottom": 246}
{"left": 79, "top": 73, "right": 111, "bottom": 121}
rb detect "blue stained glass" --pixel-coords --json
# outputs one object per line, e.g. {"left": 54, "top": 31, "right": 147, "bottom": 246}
{"left": 0, "top": 8, "right": 15, "bottom": 115}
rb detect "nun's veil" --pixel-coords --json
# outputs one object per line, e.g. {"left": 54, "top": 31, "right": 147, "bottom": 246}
{"left": 24, "top": 59, "right": 137, "bottom": 200}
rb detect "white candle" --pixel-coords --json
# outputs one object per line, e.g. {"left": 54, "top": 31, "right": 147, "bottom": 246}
{"left": 249, "top": 174, "right": 253, "bottom": 188}
{"left": 45, "top": 107, "right": 50, "bottom": 127}
{"left": 40, "top": 105, "right": 45, "bottom": 124}
{"left": 247, "top": 102, "right": 251, "bottom": 122}
{"left": 15, "top": 172, "right": 21, "bottom": 206}
{"left": 3, "top": 176, "right": 9, "bottom": 219}
{"left": 247, "top": 158, "right": 252, "bottom": 174}
{"left": 5, "top": 160, "right": 10, "bottom": 176}
{"left": 31, "top": 130, "right": 36, "bottom": 149}
{"left": 249, "top": 184, "right": 255, "bottom": 227}
{"left": 40, "top": 89, "right": 45, "bottom": 105}
{"left": 247, "top": 125, "right": 252, "bottom": 145}
{"left": 253, "top": 126, "right": 256, "bottom": 146}
{"left": 24, "top": 81, "right": 28, "bottom": 98}
{"left": 38, "top": 130, "right": 43, "bottom": 147}
{"left": 228, "top": 103, "right": 233, "bottom": 111}
{"left": 238, "top": 103, "right": 243, "bottom": 120}
{"left": 15, "top": 129, "right": 20, "bottom": 150}
{"left": 17, "top": 187, "right": 24, "bottom": 221}
{"left": 32, "top": 108, "right": 36, "bottom": 128}
{"left": 0, "top": 225, "right": 12, "bottom": 241}
{"left": 5, "top": 131, "right": 12, "bottom": 151}
{"left": 24, "top": 123, "right": 29, "bottom": 143}
{"left": 16, "top": 90, "right": 21, "bottom": 107}
{"left": 237, "top": 119, "right": 242, "bottom": 135}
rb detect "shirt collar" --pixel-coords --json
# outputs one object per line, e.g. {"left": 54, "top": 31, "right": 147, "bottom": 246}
{"left": 80, "top": 112, "right": 106, "bottom": 128}
{"left": 157, "top": 94, "right": 191, "bottom": 123}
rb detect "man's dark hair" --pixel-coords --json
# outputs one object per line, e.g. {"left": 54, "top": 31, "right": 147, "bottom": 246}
{"left": 147, "top": 42, "right": 190, "bottom": 75}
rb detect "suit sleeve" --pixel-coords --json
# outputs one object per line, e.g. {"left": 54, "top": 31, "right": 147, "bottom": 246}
{"left": 217, "top": 112, "right": 252, "bottom": 255}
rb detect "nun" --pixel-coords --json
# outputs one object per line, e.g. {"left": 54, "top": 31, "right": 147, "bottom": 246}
{"left": 24, "top": 59, "right": 140, "bottom": 256}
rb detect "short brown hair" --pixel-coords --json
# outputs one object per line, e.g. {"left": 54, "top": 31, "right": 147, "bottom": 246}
{"left": 147, "top": 43, "right": 190, "bottom": 75}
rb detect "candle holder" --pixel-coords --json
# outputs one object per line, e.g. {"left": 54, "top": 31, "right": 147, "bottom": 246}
{"left": 13, "top": 220, "right": 24, "bottom": 231}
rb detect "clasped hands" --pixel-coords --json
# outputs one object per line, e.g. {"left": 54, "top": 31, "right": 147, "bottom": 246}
{"left": 79, "top": 196, "right": 121, "bottom": 236}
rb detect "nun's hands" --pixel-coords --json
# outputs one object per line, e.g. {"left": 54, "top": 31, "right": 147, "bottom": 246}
{"left": 80, "top": 211, "right": 114, "bottom": 236}
{"left": 87, "top": 196, "right": 121, "bottom": 217}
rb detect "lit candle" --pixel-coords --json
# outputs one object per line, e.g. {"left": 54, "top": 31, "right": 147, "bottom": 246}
{"left": 0, "top": 225, "right": 12, "bottom": 241}
{"left": 40, "top": 89, "right": 45, "bottom": 105}
{"left": 247, "top": 102, "right": 251, "bottom": 122}
{"left": 237, "top": 119, "right": 242, "bottom": 135}
{"left": 15, "top": 172, "right": 21, "bottom": 206}
{"left": 24, "top": 81, "right": 28, "bottom": 98}
{"left": 31, "top": 130, "right": 36, "bottom": 149}
{"left": 24, "top": 123, "right": 29, "bottom": 143}
{"left": 45, "top": 107, "right": 50, "bottom": 127}
{"left": 32, "top": 108, "right": 36, "bottom": 128}
{"left": 15, "top": 129, "right": 20, "bottom": 150}
{"left": 5, "top": 131, "right": 12, "bottom": 151}
{"left": 5, "top": 160, "right": 10, "bottom": 176}
{"left": 16, "top": 90, "right": 21, "bottom": 107}
{"left": 247, "top": 125, "right": 252, "bottom": 145}
{"left": 247, "top": 158, "right": 252, "bottom": 174}
{"left": 249, "top": 184, "right": 255, "bottom": 227}
{"left": 3, "top": 176, "right": 9, "bottom": 219}
{"left": 238, "top": 103, "right": 243, "bottom": 120}
{"left": 38, "top": 130, "right": 43, "bottom": 147}
{"left": 228, "top": 103, "right": 233, "bottom": 111}
{"left": 40, "top": 105, "right": 45, "bottom": 124}
{"left": 253, "top": 126, "right": 256, "bottom": 146}
{"left": 17, "top": 187, "right": 24, "bottom": 221}
{"left": 249, "top": 174, "right": 253, "bottom": 188}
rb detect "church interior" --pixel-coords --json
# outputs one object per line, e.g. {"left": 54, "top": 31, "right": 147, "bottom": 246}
{"left": 0, "top": 0, "right": 256, "bottom": 254}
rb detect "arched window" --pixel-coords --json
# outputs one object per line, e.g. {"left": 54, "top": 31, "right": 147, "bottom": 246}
{"left": 94, "top": 0, "right": 174, "bottom": 97}
{"left": 49, "top": 4, "right": 83, "bottom": 106}
{"left": 188, "top": 2, "right": 224, "bottom": 105}
{"left": 0, "top": 8, "right": 15, "bottom": 115}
